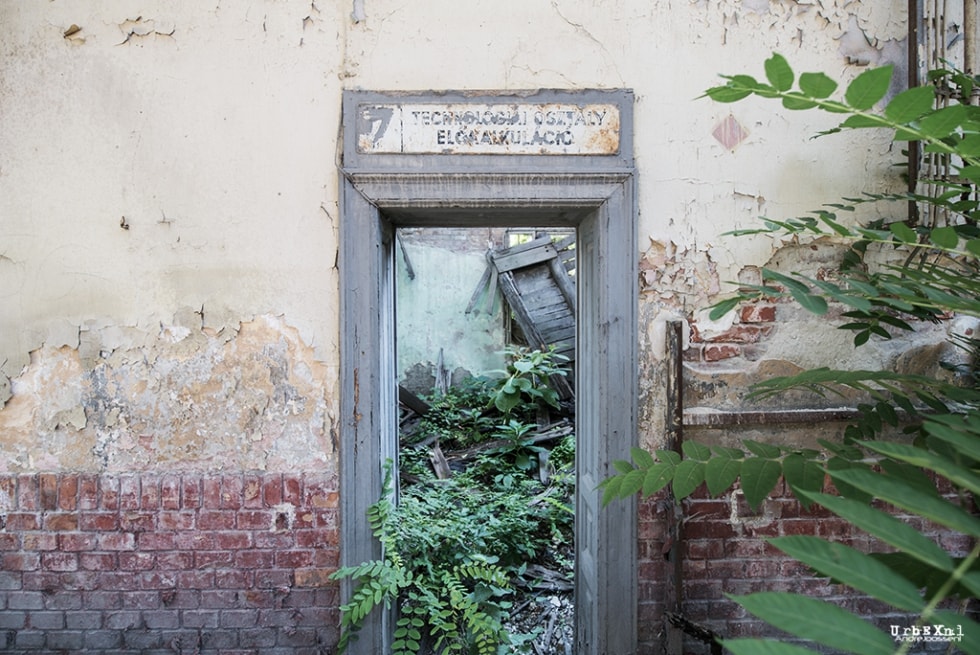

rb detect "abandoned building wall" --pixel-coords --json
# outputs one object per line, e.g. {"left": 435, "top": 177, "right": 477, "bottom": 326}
{"left": 0, "top": 1, "right": 958, "bottom": 652}
{"left": 395, "top": 229, "right": 507, "bottom": 393}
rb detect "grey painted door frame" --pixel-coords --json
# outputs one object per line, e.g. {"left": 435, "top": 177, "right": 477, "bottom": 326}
{"left": 339, "top": 89, "right": 638, "bottom": 655}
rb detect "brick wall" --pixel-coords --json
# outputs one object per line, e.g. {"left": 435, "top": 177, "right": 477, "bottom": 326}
{"left": 638, "top": 478, "right": 974, "bottom": 654}
{"left": 0, "top": 472, "right": 340, "bottom": 654}
{"left": 3, "top": 471, "right": 971, "bottom": 653}
{"left": 688, "top": 302, "right": 778, "bottom": 364}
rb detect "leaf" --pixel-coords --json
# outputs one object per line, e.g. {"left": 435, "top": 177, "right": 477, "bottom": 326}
{"left": 809, "top": 279, "right": 873, "bottom": 312}
{"left": 732, "top": 592, "right": 895, "bottom": 655}
{"left": 929, "top": 225, "right": 960, "bottom": 249}
{"left": 870, "top": 552, "right": 979, "bottom": 598}
{"left": 709, "top": 295, "right": 742, "bottom": 320}
{"left": 826, "top": 458, "right": 872, "bottom": 502}
{"left": 705, "top": 84, "right": 752, "bottom": 103}
{"left": 770, "top": 536, "right": 925, "bottom": 612}
{"left": 918, "top": 103, "right": 969, "bottom": 138}
{"left": 705, "top": 456, "right": 741, "bottom": 496}
{"left": 794, "top": 292, "right": 828, "bottom": 315}
{"left": 493, "top": 390, "right": 520, "bottom": 414}
{"left": 762, "top": 268, "right": 810, "bottom": 295}
{"left": 617, "top": 468, "right": 646, "bottom": 497}
{"left": 672, "top": 460, "right": 705, "bottom": 499}
{"left": 930, "top": 611, "right": 980, "bottom": 654}
{"left": 883, "top": 86, "right": 936, "bottom": 123}
{"left": 630, "top": 446, "right": 655, "bottom": 469}
{"left": 740, "top": 457, "right": 781, "bottom": 509}
{"left": 831, "top": 468, "right": 980, "bottom": 537}
{"left": 600, "top": 475, "right": 623, "bottom": 506}
{"left": 781, "top": 454, "right": 825, "bottom": 506}
{"left": 841, "top": 114, "right": 890, "bottom": 129}
{"left": 612, "top": 459, "right": 634, "bottom": 475}
{"left": 712, "top": 445, "right": 745, "bottom": 459}
{"left": 764, "top": 53, "right": 794, "bottom": 91}
{"left": 864, "top": 440, "right": 980, "bottom": 496}
{"left": 782, "top": 94, "right": 818, "bottom": 110}
{"left": 656, "top": 449, "right": 682, "bottom": 466}
{"left": 743, "top": 439, "right": 781, "bottom": 459}
{"left": 889, "top": 221, "right": 918, "bottom": 243}
{"left": 844, "top": 65, "right": 894, "bottom": 110}
{"left": 924, "top": 415, "right": 980, "bottom": 461}
{"left": 798, "top": 71, "right": 837, "bottom": 98}
{"left": 879, "top": 459, "right": 941, "bottom": 498}
{"left": 682, "top": 440, "right": 712, "bottom": 462}
{"left": 642, "top": 463, "right": 675, "bottom": 497}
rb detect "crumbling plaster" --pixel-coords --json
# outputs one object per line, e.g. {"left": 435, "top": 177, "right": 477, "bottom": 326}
{"left": 1, "top": 0, "right": 933, "bottom": 469}
{"left": 0, "top": 313, "right": 336, "bottom": 474}
{"left": 1, "top": 1, "right": 345, "bottom": 403}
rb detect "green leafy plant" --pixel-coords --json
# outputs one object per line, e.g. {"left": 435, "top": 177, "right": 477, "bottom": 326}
{"left": 413, "top": 377, "right": 497, "bottom": 448}
{"left": 488, "top": 419, "right": 546, "bottom": 474}
{"left": 331, "top": 465, "right": 536, "bottom": 654}
{"left": 490, "top": 346, "right": 569, "bottom": 415}
{"left": 605, "top": 54, "right": 980, "bottom": 654}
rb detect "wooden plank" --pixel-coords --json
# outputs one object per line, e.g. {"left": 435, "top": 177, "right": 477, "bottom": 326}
{"left": 536, "top": 316, "right": 575, "bottom": 333}
{"left": 528, "top": 303, "right": 572, "bottom": 320}
{"left": 464, "top": 263, "right": 494, "bottom": 314}
{"left": 428, "top": 442, "right": 452, "bottom": 479}
{"left": 493, "top": 234, "right": 553, "bottom": 258}
{"left": 512, "top": 274, "right": 558, "bottom": 296}
{"left": 549, "top": 257, "right": 577, "bottom": 312}
{"left": 497, "top": 271, "right": 550, "bottom": 350}
{"left": 541, "top": 326, "right": 575, "bottom": 342}
{"left": 398, "top": 385, "right": 430, "bottom": 416}
{"left": 492, "top": 241, "right": 558, "bottom": 272}
{"left": 521, "top": 294, "right": 566, "bottom": 313}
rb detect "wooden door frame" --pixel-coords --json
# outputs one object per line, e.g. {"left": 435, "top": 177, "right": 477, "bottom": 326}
{"left": 339, "top": 89, "right": 638, "bottom": 655}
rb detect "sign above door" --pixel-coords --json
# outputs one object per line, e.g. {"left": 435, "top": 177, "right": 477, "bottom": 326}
{"left": 356, "top": 101, "right": 620, "bottom": 156}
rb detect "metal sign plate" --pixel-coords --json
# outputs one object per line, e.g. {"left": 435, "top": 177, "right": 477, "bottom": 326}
{"left": 356, "top": 102, "right": 620, "bottom": 155}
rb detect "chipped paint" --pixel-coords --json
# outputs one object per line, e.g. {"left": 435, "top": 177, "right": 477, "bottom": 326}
{"left": 0, "top": 0, "right": 941, "bottom": 477}
{"left": 0, "top": 314, "right": 336, "bottom": 474}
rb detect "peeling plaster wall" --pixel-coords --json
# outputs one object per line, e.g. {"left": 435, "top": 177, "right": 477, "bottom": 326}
{"left": 0, "top": 314, "right": 335, "bottom": 474}
{"left": 0, "top": 1, "right": 941, "bottom": 466}
{"left": 1, "top": 2, "right": 344, "bottom": 472}
{"left": 0, "top": 2, "right": 965, "bottom": 653}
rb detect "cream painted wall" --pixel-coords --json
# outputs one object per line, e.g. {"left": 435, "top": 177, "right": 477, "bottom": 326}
{"left": 0, "top": 0, "right": 924, "bottom": 471}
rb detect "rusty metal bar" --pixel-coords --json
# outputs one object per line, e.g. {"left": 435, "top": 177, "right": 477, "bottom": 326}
{"left": 683, "top": 407, "right": 863, "bottom": 428}
{"left": 664, "top": 320, "right": 685, "bottom": 655}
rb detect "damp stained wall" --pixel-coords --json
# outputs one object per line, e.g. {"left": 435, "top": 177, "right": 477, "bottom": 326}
{"left": 0, "top": 0, "right": 941, "bottom": 472}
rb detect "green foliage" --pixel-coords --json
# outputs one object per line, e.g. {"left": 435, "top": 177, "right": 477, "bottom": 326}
{"left": 414, "top": 377, "right": 497, "bottom": 449}
{"left": 331, "top": 465, "right": 541, "bottom": 654}
{"left": 486, "top": 419, "right": 547, "bottom": 475}
{"left": 606, "top": 55, "right": 980, "bottom": 654}
{"left": 490, "top": 346, "right": 569, "bottom": 415}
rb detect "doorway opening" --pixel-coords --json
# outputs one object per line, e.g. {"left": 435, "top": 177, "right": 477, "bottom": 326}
{"left": 339, "top": 87, "right": 637, "bottom": 655}
{"left": 394, "top": 227, "right": 577, "bottom": 652}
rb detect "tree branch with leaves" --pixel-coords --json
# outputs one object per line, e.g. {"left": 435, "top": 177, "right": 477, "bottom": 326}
{"left": 604, "top": 54, "right": 980, "bottom": 655}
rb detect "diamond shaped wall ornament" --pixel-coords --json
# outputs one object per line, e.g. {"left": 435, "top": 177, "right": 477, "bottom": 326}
{"left": 712, "top": 114, "right": 748, "bottom": 151}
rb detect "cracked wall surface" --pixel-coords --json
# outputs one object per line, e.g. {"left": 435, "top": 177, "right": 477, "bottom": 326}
{"left": 1, "top": 0, "right": 951, "bottom": 471}
{"left": 0, "top": 313, "right": 336, "bottom": 474}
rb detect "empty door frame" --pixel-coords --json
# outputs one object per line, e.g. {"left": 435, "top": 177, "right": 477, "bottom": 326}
{"left": 339, "top": 89, "right": 638, "bottom": 655}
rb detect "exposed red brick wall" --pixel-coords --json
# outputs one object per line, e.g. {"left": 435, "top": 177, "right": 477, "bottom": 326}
{"left": 638, "top": 478, "right": 975, "bottom": 654}
{"left": 3, "top": 469, "right": 971, "bottom": 653}
{"left": 0, "top": 472, "right": 340, "bottom": 653}
{"left": 687, "top": 301, "right": 778, "bottom": 363}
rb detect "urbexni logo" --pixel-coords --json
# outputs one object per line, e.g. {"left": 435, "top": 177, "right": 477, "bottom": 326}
{"left": 891, "top": 624, "right": 964, "bottom": 643}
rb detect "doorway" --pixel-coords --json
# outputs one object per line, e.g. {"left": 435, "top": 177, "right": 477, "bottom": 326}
{"left": 339, "top": 88, "right": 637, "bottom": 655}
{"left": 395, "top": 227, "right": 577, "bottom": 652}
